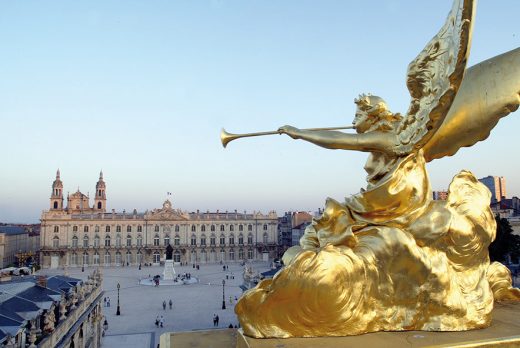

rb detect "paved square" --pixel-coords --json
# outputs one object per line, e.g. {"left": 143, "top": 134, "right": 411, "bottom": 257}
{"left": 39, "top": 262, "right": 271, "bottom": 347}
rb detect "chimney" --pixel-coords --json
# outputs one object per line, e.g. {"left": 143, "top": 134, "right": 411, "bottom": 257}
{"left": 37, "top": 276, "right": 47, "bottom": 288}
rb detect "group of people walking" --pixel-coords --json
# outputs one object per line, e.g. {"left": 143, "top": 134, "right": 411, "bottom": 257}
{"left": 162, "top": 299, "right": 173, "bottom": 310}
{"left": 103, "top": 297, "right": 111, "bottom": 307}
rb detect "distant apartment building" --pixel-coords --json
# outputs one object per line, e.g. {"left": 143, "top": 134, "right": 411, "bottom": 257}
{"left": 40, "top": 170, "right": 279, "bottom": 269}
{"left": 479, "top": 176, "right": 506, "bottom": 203}
{"left": 432, "top": 191, "right": 448, "bottom": 201}
{"left": 0, "top": 225, "right": 40, "bottom": 268}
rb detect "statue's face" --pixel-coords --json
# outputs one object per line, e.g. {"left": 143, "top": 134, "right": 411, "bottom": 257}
{"left": 353, "top": 107, "right": 371, "bottom": 133}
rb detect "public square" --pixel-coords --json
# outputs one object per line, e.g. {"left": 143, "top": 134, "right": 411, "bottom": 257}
{"left": 38, "top": 261, "right": 271, "bottom": 348}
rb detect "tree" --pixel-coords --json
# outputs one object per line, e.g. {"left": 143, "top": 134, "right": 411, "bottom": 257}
{"left": 489, "top": 215, "right": 520, "bottom": 264}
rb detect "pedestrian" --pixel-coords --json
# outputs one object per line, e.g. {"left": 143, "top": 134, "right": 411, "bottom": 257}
{"left": 162, "top": 300, "right": 166, "bottom": 310}
{"left": 155, "top": 316, "right": 159, "bottom": 328}
{"left": 213, "top": 314, "right": 217, "bottom": 327}
{"left": 103, "top": 297, "right": 107, "bottom": 307}
{"left": 107, "top": 298, "right": 110, "bottom": 307}
{"left": 234, "top": 296, "right": 238, "bottom": 302}
{"left": 160, "top": 316, "right": 164, "bottom": 328}
{"left": 228, "top": 323, "right": 233, "bottom": 328}
{"left": 169, "top": 299, "right": 172, "bottom": 309}
{"left": 216, "top": 315, "right": 219, "bottom": 326}
{"left": 229, "top": 295, "right": 233, "bottom": 304}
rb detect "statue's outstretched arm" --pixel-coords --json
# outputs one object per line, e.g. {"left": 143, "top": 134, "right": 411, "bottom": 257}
{"left": 278, "top": 125, "right": 398, "bottom": 154}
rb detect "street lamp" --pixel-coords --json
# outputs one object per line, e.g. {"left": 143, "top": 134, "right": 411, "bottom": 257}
{"left": 116, "top": 283, "right": 121, "bottom": 315}
{"left": 222, "top": 279, "right": 226, "bottom": 310}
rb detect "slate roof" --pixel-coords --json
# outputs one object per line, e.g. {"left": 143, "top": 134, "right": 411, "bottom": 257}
{"left": 0, "top": 226, "right": 26, "bottom": 235}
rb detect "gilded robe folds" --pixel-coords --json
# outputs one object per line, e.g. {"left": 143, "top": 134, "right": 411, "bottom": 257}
{"left": 236, "top": 151, "right": 520, "bottom": 338}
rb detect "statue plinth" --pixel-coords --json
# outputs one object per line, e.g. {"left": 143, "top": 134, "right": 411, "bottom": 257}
{"left": 163, "top": 260, "right": 175, "bottom": 280}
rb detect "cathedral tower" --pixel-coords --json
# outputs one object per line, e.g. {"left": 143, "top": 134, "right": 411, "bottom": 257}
{"left": 94, "top": 170, "right": 106, "bottom": 212}
{"left": 50, "top": 169, "right": 64, "bottom": 210}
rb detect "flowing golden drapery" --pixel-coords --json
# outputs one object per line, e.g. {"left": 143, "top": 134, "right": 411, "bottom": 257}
{"left": 236, "top": 151, "right": 520, "bottom": 338}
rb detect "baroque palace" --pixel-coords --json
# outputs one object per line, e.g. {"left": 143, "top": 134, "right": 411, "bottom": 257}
{"left": 40, "top": 171, "right": 279, "bottom": 269}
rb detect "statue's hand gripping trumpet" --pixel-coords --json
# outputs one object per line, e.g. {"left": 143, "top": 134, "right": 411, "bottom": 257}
{"left": 224, "top": 0, "right": 520, "bottom": 338}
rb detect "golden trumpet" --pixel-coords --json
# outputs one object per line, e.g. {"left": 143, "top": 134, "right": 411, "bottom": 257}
{"left": 220, "top": 125, "right": 355, "bottom": 148}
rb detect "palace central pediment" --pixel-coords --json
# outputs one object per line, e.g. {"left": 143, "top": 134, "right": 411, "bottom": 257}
{"left": 145, "top": 200, "right": 190, "bottom": 221}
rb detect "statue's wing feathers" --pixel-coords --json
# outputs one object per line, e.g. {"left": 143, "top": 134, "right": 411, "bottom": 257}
{"left": 396, "top": 0, "right": 476, "bottom": 154}
{"left": 423, "top": 47, "right": 520, "bottom": 162}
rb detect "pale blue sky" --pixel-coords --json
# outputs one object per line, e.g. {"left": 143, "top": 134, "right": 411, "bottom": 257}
{"left": 1, "top": 1, "right": 519, "bottom": 223}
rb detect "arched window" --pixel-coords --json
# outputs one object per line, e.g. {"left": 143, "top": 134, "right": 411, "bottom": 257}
{"left": 154, "top": 225, "right": 159, "bottom": 232}
{"left": 239, "top": 224, "right": 243, "bottom": 232}
{"left": 137, "top": 235, "right": 143, "bottom": 247}
{"left": 94, "top": 235, "right": 100, "bottom": 247}
{"left": 115, "top": 251, "right": 122, "bottom": 265}
{"left": 83, "top": 235, "right": 89, "bottom": 248}
{"left": 229, "top": 234, "right": 235, "bottom": 245}
{"left": 70, "top": 252, "right": 78, "bottom": 265}
{"left": 230, "top": 225, "right": 234, "bottom": 232}
{"left": 73, "top": 225, "right": 78, "bottom": 232}
{"left": 173, "top": 250, "right": 181, "bottom": 263}
{"left": 191, "top": 225, "right": 196, "bottom": 232}
{"left": 95, "top": 226, "right": 100, "bottom": 233}
{"left": 220, "top": 234, "right": 225, "bottom": 245}
{"left": 174, "top": 235, "right": 180, "bottom": 246}
{"left": 247, "top": 233, "right": 253, "bottom": 245}
{"left": 154, "top": 234, "right": 160, "bottom": 246}
{"left": 191, "top": 234, "right": 197, "bottom": 246}
{"left": 201, "top": 225, "right": 206, "bottom": 232}
{"left": 116, "top": 234, "right": 121, "bottom": 247}
{"left": 248, "top": 224, "right": 253, "bottom": 231}
{"left": 126, "top": 235, "right": 132, "bottom": 247}
{"left": 175, "top": 225, "right": 180, "bottom": 232}
{"left": 210, "top": 234, "right": 216, "bottom": 246}
{"left": 105, "top": 235, "right": 111, "bottom": 247}
{"left": 105, "top": 226, "right": 110, "bottom": 233}
{"left": 229, "top": 249, "right": 235, "bottom": 260}
{"left": 238, "top": 248, "right": 244, "bottom": 260}
{"left": 93, "top": 252, "right": 100, "bottom": 265}
{"left": 164, "top": 235, "right": 170, "bottom": 246}
{"left": 54, "top": 226, "right": 59, "bottom": 233}
{"left": 220, "top": 225, "right": 225, "bottom": 232}
{"left": 200, "top": 234, "right": 206, "bottom": 246}
{"left": 153, "top": 251, "right": 160, "bottom": 264}
{"left": 52, "top": 236, "right": 59, "bottom": 247}
{"left": 83, "top": 251, "right": 89, "bottom": 265}
{"left": 127, "top": 225, "right": 132, "bottom": 233}
{"left": 126, "top": 250, "right": 132, "bottom": 264}
{"left": 263, "top": 224, "right": 268, "bottom": 231}
{"left": 53, "top": 201, "right": 58, "bottom": 209}
{"left": 84, "top": 226, "right": 89, "bottom": 232}
{"left": 104, "top": 252, "right": 111, "bottom": 265}
{"left": 116, "top": 225, "right": 121, "bottom": 232}
{"left": 137, "top": 225, "right": 142, "bottom": 232}
{"left": 137, "top": 251, "right": 143, "bottom": 264}
{"left": 263, "top": 232, "right": 268, "bottom": 244}
{"left": 210, "top": 225, "right": 215, "bottom": 232}
{"left": 97, "top": 202, "right": 102, "bottom": 209}
{"left": 72, "top": 236, "right": 78, "bottom": 248}
{"left": 238, "top": 234, "right": 244, "bottom": 245}
{"left": 248, "top": 249, "right": 254, "bottom": 259}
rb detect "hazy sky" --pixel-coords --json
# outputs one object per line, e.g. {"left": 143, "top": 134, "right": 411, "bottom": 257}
{"left": 1, "top": 1, "right": 519, "bottom": 223}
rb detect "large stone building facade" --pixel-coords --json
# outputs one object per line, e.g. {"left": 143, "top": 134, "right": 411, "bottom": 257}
{"left": 40, "top": 171, "right": 279, "bottom": 269}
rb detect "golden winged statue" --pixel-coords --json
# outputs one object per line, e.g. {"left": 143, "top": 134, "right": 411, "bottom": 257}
{"left": 235, "top": 0, "right": 520, "bottom": 338}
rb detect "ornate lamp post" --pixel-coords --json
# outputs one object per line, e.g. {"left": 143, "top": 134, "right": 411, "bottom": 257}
{"left": 222, "top": 279, "right": 226, "bottom": 310}
{"left": 116, "top": 283, "right": 121, "bottom": 315}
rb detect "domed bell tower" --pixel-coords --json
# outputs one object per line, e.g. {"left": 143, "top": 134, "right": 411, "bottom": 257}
{"left": 50, "top": 169, "right": 64, "bottom": 210}
{"left": 94, "top": 170, "right": 106, "bottom": 212}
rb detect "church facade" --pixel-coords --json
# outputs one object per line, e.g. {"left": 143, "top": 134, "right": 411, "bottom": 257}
{"left": 40, "top": 171, "right": 279, "bottom": 269}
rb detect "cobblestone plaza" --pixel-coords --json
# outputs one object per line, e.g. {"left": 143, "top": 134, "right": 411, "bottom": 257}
{"left": 39, "top": 261, "right": 271, "bottom": 348}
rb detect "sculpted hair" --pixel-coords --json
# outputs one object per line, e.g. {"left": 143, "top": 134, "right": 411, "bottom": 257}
{"left": 354, "top": 94, "right": 402, "bottom": 132}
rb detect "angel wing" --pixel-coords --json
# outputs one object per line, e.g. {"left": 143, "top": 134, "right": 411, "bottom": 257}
{"left": 423, "top": 47, "right": 520, "bottom": 162}
{"left": 395, "top": 0, "right": 476, "bottom": 154}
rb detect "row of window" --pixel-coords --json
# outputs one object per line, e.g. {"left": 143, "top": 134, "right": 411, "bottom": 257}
{"left": 54, "top": 232, "right": 270, "bottom": 248}
{"left": 54, "top": 223, "right": 271, "bottom": 233}
{"left": 68, "top": 248, "right": 255, "bottom": 265}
